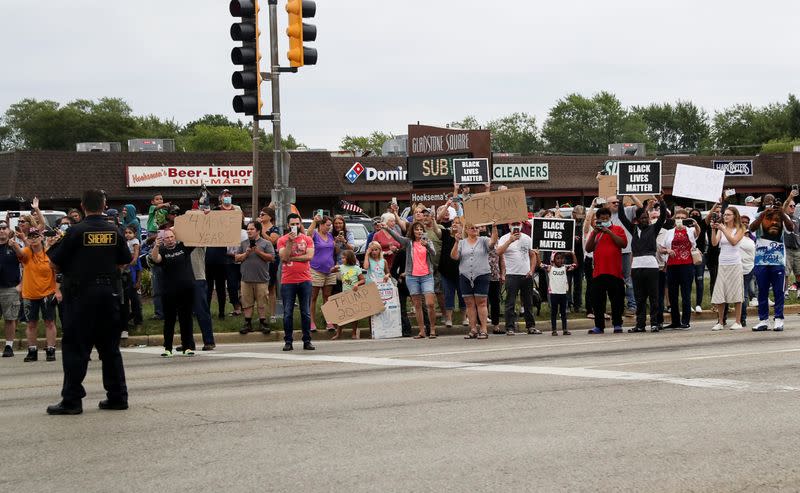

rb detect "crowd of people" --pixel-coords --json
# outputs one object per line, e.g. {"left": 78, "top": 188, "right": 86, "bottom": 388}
{"left": 2, "top": 184, "right": 799, "bottom": 360}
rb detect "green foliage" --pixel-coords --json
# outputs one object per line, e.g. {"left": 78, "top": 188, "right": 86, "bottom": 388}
{"left": 486, "top": 112, "right": 543, "bottom": 154}
{"left": 541, "top": 92, "right": 647, "bottom": 154}
{"left": 340, "top": 131, "right": 393, "bottom": 155}
{"left": 448, "top": 115, "right": 481, "bottom": 130}
{"left": 631, "top": 101, "right": 711, "bottom": 153}
{"left": 179, "top": 124, "right": 251, "bottom": 152}
{"left": 760, "top": 138, "right": 800, "bottom": 153}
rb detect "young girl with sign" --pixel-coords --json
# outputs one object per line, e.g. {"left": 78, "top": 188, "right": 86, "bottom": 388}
{"left": 333, "top": 250, "right": 365, "bottom": 340}
{"left": 544, "top": 253, "right": 573, "bottom": 336}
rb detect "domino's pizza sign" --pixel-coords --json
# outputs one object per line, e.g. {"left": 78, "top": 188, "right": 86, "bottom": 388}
{"left": 346, "top": 162, "right": 366, "bottom": 183}
{"left": 712, "top": 160, "right": 753, "bottom": 177}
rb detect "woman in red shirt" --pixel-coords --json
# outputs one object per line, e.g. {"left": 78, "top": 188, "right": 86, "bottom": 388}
{"left": 662, "top": 209, "right": 698, "bottom": 329}
{"left": 373, "top": 213, "right": 402, "bottom": 269}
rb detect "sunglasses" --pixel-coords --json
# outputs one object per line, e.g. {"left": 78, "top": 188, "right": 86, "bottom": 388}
{"left": 468, "top": 226, "right": 478, "bottom": 230}
{"left": 18, "top": 220, "right": 27, "bottom": 224}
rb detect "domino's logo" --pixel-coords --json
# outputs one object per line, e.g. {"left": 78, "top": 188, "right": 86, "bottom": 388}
{"left": 345, "top": 162, "right": 365, "bottom": 183}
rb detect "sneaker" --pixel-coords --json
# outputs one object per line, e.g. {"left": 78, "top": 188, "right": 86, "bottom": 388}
{"left": 201, "top": 344, "right": 216, "bottom": 351}
{"left": 586, "top": 313, "right": 595, "bottom": 319}
{"left": 45, "top": 347, "right": 56, "bottom": 362}
{"left": 445, "top": 320, "right": 453, "bottom": 328}
{"left": 752, "top": 321, "right": 769, "bottom": 332}
{"left": 695, "top": 305, "right": 703, "bottom": 313}
{"left": 773, "top": 318, "right": 784, "bottom": 331}
{"left": 326, "top": 323, "right": 335, "bottom": 332}
{"left": 675, "top": 324, "right": 691, "bottom": 330}
{"left": 160, "top": 349, "right": 173, "bottom": 358}
{"left": 790, "top": 283, "right": 798, "bottom": 291}
{"left": 282, "top": 343, "right": 293, "bottom": 351}
{"left": 587, "top": 327, "right": 604, "bottom": 334}
{"left": 711, "top": 323, "right": 725, "bottom": 331}
{"left": 562, "top": 330, "right": 571, "bottom": 335}
{"left": 768, "top": 299, "right": 775, "bottom": 307}
{"left": 551, "top": 330, "right": 558, "bottom": 336}
{"left": 120, "top": 330, "right": 129, "bottom": 339}
{"left": 2, "top": 345, "right": 12, "bottom": 357}
{"left": 506, "top": 329, "right": 516, "bottom": 336}
{"left": 303, "top": 342, "right": 316, "bottom": 351}
{"left": 182, "top": 349, "right": 195, "bottom": 357}
{"left": 24, "top": 347, "right": 37, "bottom": 362}
{"left": 627, "top": 327, "right": 646, "bottom": 333}
{"left": 462, "top": 318, "right": 469, "bottom": 327}
{"left": 729, "top": 323, "right": 743, "bottom": 330}
{"left": 527, "top": 328, "right": 542, "bottom": 335}
{"left": 613, "top": 326, "right": 624, "bottom": 334}
{"left": 749, "top": 298, "right": 759, "bottom": 307}
{"left": 260, "top": 320, "right": 272, "bottom": 335}
{"left": 239, "top": 323, "right": 252, "bottom": 335}
{"left": 650, "top": 325, "right": 660, "bottom": 333}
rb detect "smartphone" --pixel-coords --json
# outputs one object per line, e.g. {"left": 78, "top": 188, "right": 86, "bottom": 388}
{"left": 724, "top": 188, "right": 736, "bottom": 197}
{"left": 684, "top": 219, "right": 694, "bottom": 227}
{"left": 157, "top": 230, "right": 166, "bottom": 240}
{"left": 249, "top": 239, "right": 256, "bottom": 248}
{"left": 421, "top": 233, "right": 429, "bottom": 242}
{"left": 793, "top": 185, "right": 799, "bottom": 192}
{"left": 315, "top": 209, "right": 324, "bottom": 218}
{"left": 511, "top": 225, "right": 522, "bottom": 234}
{"left": 596, "top": 197, "right": 607, "bottom": 205}
{"left": 291, "top": 225, "right": 298, "bottom": 235}
{"left": 391, "top": 197, "right": 397, "bottom": 206}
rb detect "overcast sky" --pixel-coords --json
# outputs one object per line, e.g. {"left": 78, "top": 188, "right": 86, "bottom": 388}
{"left": 2, "top": 1, "right": 798, "bottom": 149}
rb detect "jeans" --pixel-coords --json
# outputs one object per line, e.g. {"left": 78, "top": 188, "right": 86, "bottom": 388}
{"left": 667, "top": 263, "right": 694, "bottom": 326}
{"left": 567, "top": 264, "right": 583, "bottom": 311}
{"left": 504, "top": 274, "right": 535, "bottom": 330}
{"left": 632, "top": 268, "right": 660, "bottom": 328}
{"left": 441, "top": 275, "right": 463, "bottom": 311}
{"left": 281, "top": 281, "right": 312, "bottom": 344}
{"left": 693, "top": 260, "right": 705, "bottom": 307}
{"left": 150, "top": 265, "right": 164, "bottom": 318}
{"left": 206, "top": 262, "right": 227, "bottom": 316}
{"left": 163, "top": 287, "right": 195, "bottom": 352}
{"left": 226, "top": 263, "right": 242, "bottom": 310}
{"left": 583, "top": 257, "right": 594, "bottom": 315}
{"left": 488, "top": 280, "right": 502, "bottom": 326}
{"left": 591, "top": 274, "right": 625, "bottom": 330}
{"left": 193, "top": 280, "right": 215, "bottom": 345}
{"left": 622, "top": 252, "right": 635, "bottom": 310}
{"left": 657, "top": 270, "right": 667, "bottom": 326}
{"left": 549, "top": 293, "right": 568, "bottom": 332}
{"left": 754, "top": 265, "right": 785, "bottom": 320}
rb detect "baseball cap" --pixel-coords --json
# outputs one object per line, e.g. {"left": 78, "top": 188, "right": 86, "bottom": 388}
{"left": 0, "top": 221, "right": 8, "bottom": 229}
{"left": 105, "top": 208, "right": 119, "bottom": 218}
{"left": 745, "top": 195, "right": 755, "bottom": 203}
{"left": 220, "top": 189, "right": 232, "bottom": 195}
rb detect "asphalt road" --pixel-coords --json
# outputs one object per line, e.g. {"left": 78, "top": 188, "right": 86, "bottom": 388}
{"left": 4, "top": 318, "right": 800, "bottom": 492}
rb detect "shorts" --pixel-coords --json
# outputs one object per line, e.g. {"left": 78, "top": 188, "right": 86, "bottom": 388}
{"left": 23, "top": 294, "right": 57, "bottom": 322}
{"left": 786, "top": 248, "right": 800, "bottom": 279}
{"left": 240, "top": 281, "right": 269, "bottom": 310}
{"left": 0, "top": 288, "right": 21, "bottom": 321}
{"left": 406, "top": 274, "right": 434, "bottom": 296}
{"left": 459, "top": 273, "right": 491, "bottom": 297}
{"left": 311, "top": 268, "right": 337, "bottom": 287}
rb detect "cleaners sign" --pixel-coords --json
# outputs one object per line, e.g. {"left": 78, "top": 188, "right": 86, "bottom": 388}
{"left": 126, "top": 166, "right": 253, "bottom": 188}
{"left": 453, "top": 158, "right": 490, "bottom": 185}
{"left": 531, "top": 218, "right": 575, "bottom": 252}
{"left": 616, "top": 160, "right": 661, "bottom": 195}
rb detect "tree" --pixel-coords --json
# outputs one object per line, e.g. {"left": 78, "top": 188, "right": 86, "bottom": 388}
{"left": 133, "top": 114, "right": 181, "bottom": 141}
{"left": 486, "top": 112, "right": 542, "bottom": 154}
{"left": 179, "top": 124, "right": 251, "bottom": 152}
{"left": 340, "top": 131, "right": 393, "bottom": 155}
{"left": 631, "top": 101, "right": 711, "bottom": 153}
{"left": 788, "top": 94, "right": 800, "bottom": 139}
{"left": 448, "top": 115, "right": 481, "bottom": 130}
{"left": 712, "top": 102, "right": 788, "bottom": 153}
{"left": 181, "top": 114, "right": 242, "bottom": 135}
{"left": 541, "top": 92, "right": 647, "bottom": 153}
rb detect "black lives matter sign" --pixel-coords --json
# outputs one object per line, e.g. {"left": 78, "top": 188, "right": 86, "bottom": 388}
{"left": 453, "top": 158, "right": 490, "bottom": 185}
{"left": 617, "top": 160, "right": 661, "bottom": 195}
{"left": 531, "top": 218, "right": 575, "bottom": 252}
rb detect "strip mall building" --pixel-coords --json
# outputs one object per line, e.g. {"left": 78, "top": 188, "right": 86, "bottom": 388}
{"left": 0, "top": 124, "right": 797, "bottom": 217}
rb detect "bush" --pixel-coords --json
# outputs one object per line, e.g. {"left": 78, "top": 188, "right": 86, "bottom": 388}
{"left": 139, "top": 268, "right": 152, "bottom": 297}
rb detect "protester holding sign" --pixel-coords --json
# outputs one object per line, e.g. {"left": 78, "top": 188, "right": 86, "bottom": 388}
{"left": 585, "top": 207, "right": 627, "bottom": 334}
{"left": 748, "top": 198, "right": 794, "bottom": 331}
{"left": 661, "top": 209, "right": 699, "bottom": 330}
{"left": 497, "top": 222, "right": 540, "bottom": 335}
{"left": 450, "top": 221, "right": 498, "bottom": 339}
{"left": 617, "top": 195, "right": 667, "bottom": 333}
{"left": 381, "top": 221, "right": 438, "bottom": 339}
{"left": 544, "top": 253, "right": 573, "bottom": 336}
{"left": 710, "top": 208, "right": 746, "bottom": 331}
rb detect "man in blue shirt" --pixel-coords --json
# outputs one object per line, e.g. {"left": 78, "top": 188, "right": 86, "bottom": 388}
{"left": 749, "top": 201, "right": 794, "bottom": 331}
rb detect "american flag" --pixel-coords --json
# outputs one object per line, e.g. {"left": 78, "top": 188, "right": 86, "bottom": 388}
{"left": 339, "top": 200, "right": 364, "bottom": 214}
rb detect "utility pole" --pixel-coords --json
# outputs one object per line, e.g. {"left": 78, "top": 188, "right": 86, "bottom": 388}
{"left": 267, "top": 0, "right": 288, "bottom": 232}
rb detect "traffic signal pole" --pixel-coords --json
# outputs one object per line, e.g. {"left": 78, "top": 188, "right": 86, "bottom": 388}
{"left": 266, "top": 0, "right": 289, "bottom": 233}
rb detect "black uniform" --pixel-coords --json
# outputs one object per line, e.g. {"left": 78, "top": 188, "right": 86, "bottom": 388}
{"left": 48, "top": 214, "right": 132, "bottom": 407}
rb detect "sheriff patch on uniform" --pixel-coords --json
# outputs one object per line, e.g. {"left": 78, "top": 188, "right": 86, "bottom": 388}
{"left": 83, "top": 232, "right": 117, "bottom": 246}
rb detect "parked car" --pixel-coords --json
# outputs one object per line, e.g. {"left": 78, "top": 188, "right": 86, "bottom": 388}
{"left": 0, "top": 210, "right": 67, "bottom": 230}
{"left": 301, "top": 219, "right": 370, "bottom": 262}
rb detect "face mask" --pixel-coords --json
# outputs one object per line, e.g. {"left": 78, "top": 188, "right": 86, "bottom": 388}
{"left": 59, "top": 224, "right": 69, "bottom": 232}
{"left": 223, "top": 196, "right": 232, "bottom": 205}
{"left": 599, "top": 221, "right": 612, "bottom": 228}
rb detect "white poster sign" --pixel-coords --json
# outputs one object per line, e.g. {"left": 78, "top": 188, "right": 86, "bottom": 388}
{"left": 728, "top": 205, "right": 760, "bottom": 221}
{"left": 370, "top": 281, "right": 402, "bottom": 339}
{"left": 672, "top": 164, "right": 725, "bottom": 203}
{"left": 126, "top": 166, "right": 253, "bottom": 188}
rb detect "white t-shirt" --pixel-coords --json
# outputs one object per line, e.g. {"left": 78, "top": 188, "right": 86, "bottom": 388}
{"left": 611, "top": 206, "right": 636, "bottom": 254}
{"left": 499, "top": 232, "right": 532, "bottom": 275}
{"left": 548, "top": 265, "right": 569, "bottom": 294}
{"left": 126, "top": 238, "right": 140, "bottom": 255}
{"left": 740, "top": 235, "right": 755, "bottom": 275}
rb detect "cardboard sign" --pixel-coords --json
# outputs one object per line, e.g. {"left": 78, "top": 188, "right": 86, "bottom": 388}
{"left": 173, "top": 210, "right": 242, "bottom": 247}
{"left": 598, "top": 175, "right": 617, "bottom": 199}
{"left": 370, "top": 281, "right": 402, "bottom": 339}
{"left": 453, "top": 158, "right": 490, "bottom": 185}
{"left": 672, "top": 163, "right": 725, "bottom": 203}
{"left": 617, "top": 160, "right": 661, "bottom": 195}
{"left": 321, "top": 282, "right": 385, "bottom": 326}
{"left": 531, "top": 218, "right": 575, "bottom": 252}
{"left": 462, "top": 188, "right": 528, "bottom": 226}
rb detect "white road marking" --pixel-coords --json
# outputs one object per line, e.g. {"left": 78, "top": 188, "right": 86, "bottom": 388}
{"left": 411, "top": 339, "right": 631, "bottom": 357}
{"left": 588, "top": 347, "right": 800, "bottom": 368}
{"left": 122, "top": 347, "right": 800, "bottom": 393}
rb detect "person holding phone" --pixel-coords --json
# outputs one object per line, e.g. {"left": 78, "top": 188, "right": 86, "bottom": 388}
{"left": 277, "top": 213, "right": 315, "bottom": 351}
{"left": 235, "top": 221, "right": 275, "bottom": 335}
{"left": 585, "top": 208, "right": 628, "bottom": 334}
{"left": 306, "top": 214, "right": 337, "bottom": 331}
{"left": 662, "top": 209, "right": 698, "bottom": 329}
{"left": 496, "top": 221, "right": 540, "bottom": 335}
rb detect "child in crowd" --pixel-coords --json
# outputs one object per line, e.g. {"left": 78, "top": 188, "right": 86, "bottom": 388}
{"left": 146, "top": 193, "right": 170, "bottom": 236}
{"left": 124, "top": 225, "right": 143, "bottom": 333}
{"left": 333, "top": 250, "right": 365, "bottom": 340}
{"left": 363, "top": 241, "right": 390, "bottom": 284}
{"left": 544, "top": 252, "right": 573, "bottom": 336}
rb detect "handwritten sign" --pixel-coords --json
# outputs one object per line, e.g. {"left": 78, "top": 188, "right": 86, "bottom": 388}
{"left": 531, "top": 218, "right": 575, "bottom": 252}
{"left": 617, "top": 160, "right": 661, "bottom": 195}
{"left": 321, "top": 282, "right": 385, "bottom": 326}
{"left": 598, "top": 175, "right": 616, "bottom": 199}
{"left": 173, "top": 210, "right": 242, "bottom": 247}
{"left": 463, "top": 188, "right": 528, "bottom": 226}
{"left": 370, "top": 281, "right": 402, "bottom": 339}
{"left": 672, "top": 163, "right": 725, "bottom": 203}
{"left": 453, "top": 158, "right": 490, "bottom": 185}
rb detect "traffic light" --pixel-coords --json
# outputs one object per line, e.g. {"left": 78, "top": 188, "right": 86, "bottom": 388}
{"left": 286, "top": 0, "right": 317, "bottom": 67}
{"left": 230, "top": 0, "right": 263, "bottom": 115}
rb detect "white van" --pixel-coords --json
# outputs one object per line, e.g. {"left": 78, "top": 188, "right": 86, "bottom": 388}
{"left": 0, "top": 210, "right": 67, "bottom": 230}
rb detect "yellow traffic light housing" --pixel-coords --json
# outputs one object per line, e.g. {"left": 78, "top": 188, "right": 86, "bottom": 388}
{"left": 285, "top": 0, "right": 317, "bottom": 67}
